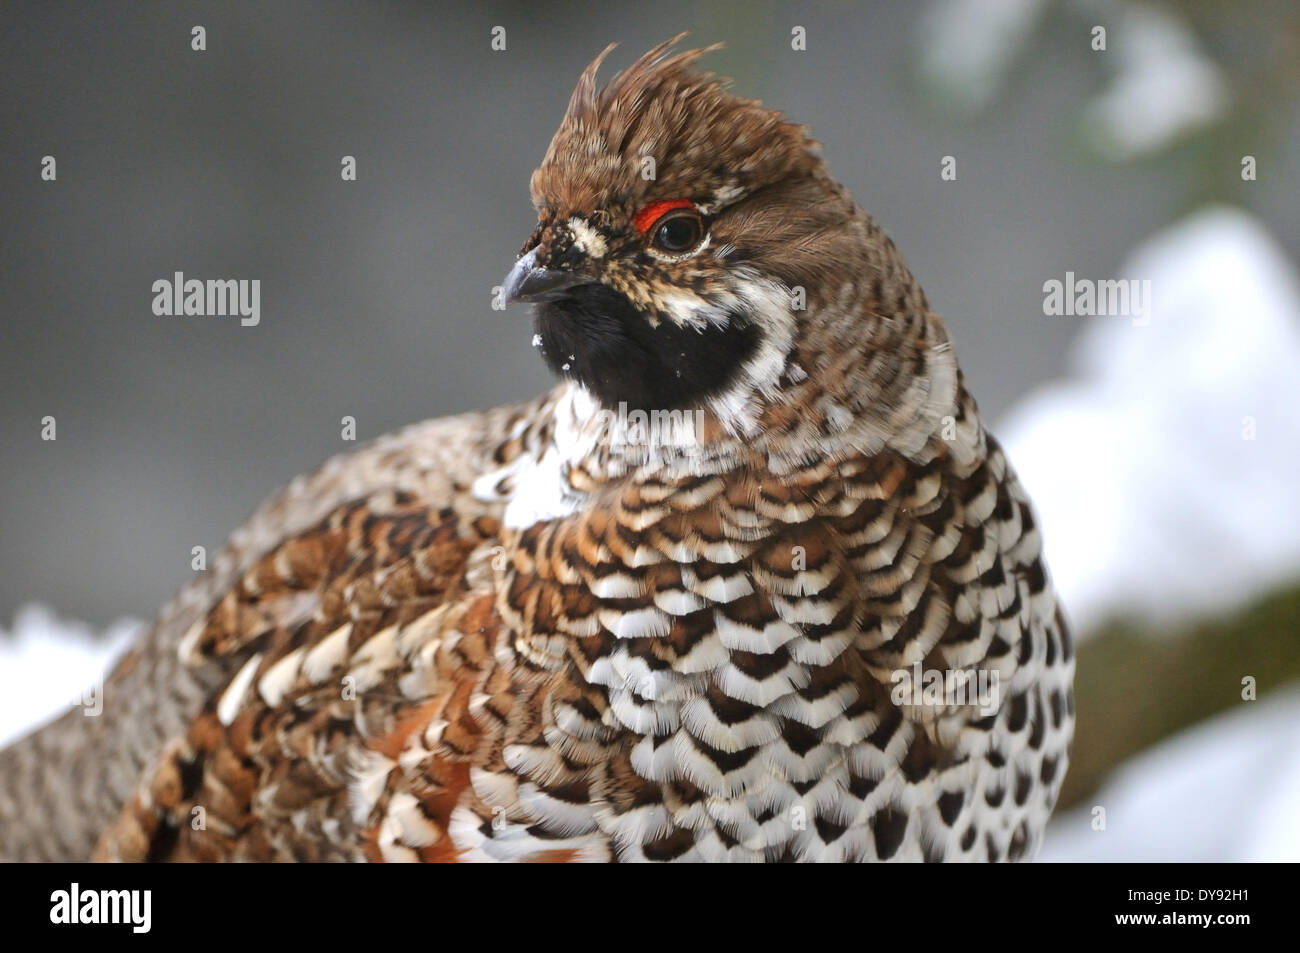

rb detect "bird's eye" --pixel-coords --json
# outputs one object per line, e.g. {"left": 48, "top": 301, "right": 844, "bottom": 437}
{"left": 634, "top": 200, "right": 707, "bottom": 256}
{"left": 651, "top": 211, "right": 704, "bottom": 254}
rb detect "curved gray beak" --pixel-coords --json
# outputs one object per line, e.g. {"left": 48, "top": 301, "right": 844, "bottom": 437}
{"left": 502, "top": 248, "right": 586, "bottom": 304}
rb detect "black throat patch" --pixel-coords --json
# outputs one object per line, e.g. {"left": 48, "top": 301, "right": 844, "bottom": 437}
{"left": 533, "top": 282, "right": 761, "bottom": 413}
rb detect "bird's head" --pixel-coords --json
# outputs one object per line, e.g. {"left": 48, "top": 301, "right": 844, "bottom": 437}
{"left": 503, "top": 37, "right": 956, "bottom": 455}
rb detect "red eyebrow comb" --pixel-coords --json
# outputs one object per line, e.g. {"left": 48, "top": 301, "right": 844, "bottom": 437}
{"left": 633, "top": 199, "right": 695, "bottom": 234}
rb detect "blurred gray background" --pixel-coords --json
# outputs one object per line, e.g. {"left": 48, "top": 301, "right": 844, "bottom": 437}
{"left": 3, "top": 0, "right": 1298, "bottom": 626}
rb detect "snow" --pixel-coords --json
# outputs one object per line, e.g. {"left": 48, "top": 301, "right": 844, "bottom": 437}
{"left": 918, "top": 0, "right": 1229, "bottom": 156}
{"left": 1039, "top": 687, "right": 1300, "bottom": 862}
{"left": 916, "top": 0, "right": 1047, "bottom": 111}
{"left": 0, "top": 604, "right": 142, "bottom": 748}
{"left": 1080, "top": 2, "right": 1229, "bottom": 158}
{"left": 998, "top": 207, "right": 1300, "bottom": 634}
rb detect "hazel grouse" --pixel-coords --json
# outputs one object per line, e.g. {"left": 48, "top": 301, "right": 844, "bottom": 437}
{"left": 0, "top": 38, "right": 1074, "bottom": 863}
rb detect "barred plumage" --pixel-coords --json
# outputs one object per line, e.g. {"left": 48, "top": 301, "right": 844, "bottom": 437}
{"left": 0, "top": 37, "right": 1072, "bottom": 863}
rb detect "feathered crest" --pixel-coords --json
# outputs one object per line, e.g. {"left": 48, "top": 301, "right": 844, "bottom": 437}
{"left": 561, "top": 34, "right": 725, "bottom": 126}
{"left": 531, "top": 35, "right": 822, "bottom": 214}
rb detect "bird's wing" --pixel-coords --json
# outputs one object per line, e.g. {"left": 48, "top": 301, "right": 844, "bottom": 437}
{"left": 0, "top": 396, "right": 550, "bottom": 862}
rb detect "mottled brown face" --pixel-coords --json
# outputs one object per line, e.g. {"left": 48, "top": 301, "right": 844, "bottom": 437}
{"left": 502, "top": 38, "right": 847, "bottom": 414}
{"left": 506, "top": 197, "right": 760, "bottom": 413}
